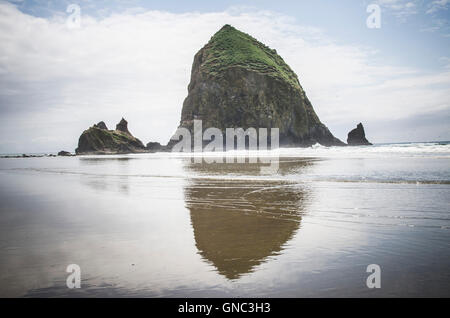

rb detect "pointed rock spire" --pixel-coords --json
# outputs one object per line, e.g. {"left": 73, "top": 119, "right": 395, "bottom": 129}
{"left": 347, "top": 123, "right": 372, "bottom": 146}
{"left": 174, "top": 24, "right": 344, "bottom": 147}
{"left": 94, "top": 121, "right": 108, "bottom": 130}
{"left": 116, "top": 118, "right": 131, "bottom": 135}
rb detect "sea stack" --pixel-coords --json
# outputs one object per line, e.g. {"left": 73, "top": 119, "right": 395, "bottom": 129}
{"left": 347, "top": 123, "right": 372, "bottom": 146}
{"left": 173, "top": 24, "right": 344, "bottom": 147}
{"left": 75, "top": 119, "right": 146, "bottom": 154}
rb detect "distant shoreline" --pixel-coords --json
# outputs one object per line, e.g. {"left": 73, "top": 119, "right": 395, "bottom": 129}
{"left": 1, "top": 141, "right": 449, "bottom": 158}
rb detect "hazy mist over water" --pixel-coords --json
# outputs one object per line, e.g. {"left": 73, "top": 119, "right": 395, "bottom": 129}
{"left": 0, "top": 142, "right": 449, "bottom": 297}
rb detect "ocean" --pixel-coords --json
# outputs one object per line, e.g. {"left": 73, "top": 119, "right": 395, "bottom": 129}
{"left": 0, "top": 142, "right": 449, "bottom": 297}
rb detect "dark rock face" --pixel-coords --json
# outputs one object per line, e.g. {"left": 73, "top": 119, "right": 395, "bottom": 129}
{"left": 116, "top": 118, "right": 131, "bottom": 136}
{"left": 347, "top": 123, "right": 372, "bottom": 146}
{"left": 146, "top": 142, "right": 162, "bottom": 152}
{"left": 75, "top": 118, "right": 146, "bottom": 154}
{"left": 174, "top": 25, "right": 344, "bottom": 148}
{"left": 93, "top": 121, "right": 108, "bottom": 130}
{"left": 146, "top": 141, "right": 171, "bottom": 152}
{"left": 57, "top": 150, "right": 73, "bottom": 156}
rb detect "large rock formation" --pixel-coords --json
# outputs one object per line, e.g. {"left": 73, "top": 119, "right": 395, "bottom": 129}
{"left": 347, "top": 123, "right": 372, "bottom": 146}
{"left": 174, "top": 24, "right": 344, "bottom": 148}
{"left": 75, "top": 119, "right": 146, "bottom": 154}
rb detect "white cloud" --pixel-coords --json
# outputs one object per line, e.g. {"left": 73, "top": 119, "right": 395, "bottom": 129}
{"left": 426, "top": 0, "right": 449, "bottom": 14}
{"left": 376, "top": 0, "right": 419, "bottom": 20}
{"left": 0, "top": 2, "right": 449, "bottom": 152}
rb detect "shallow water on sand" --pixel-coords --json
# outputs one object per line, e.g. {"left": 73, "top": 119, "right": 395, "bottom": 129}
{"left": 0, "top": 143, "right": 449, "bottom": 297}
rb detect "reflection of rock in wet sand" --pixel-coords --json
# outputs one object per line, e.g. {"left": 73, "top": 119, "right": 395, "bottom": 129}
{"left": 185, "top": 157, "right": 316, "bottom": 177}
{"left": 184, "top": 160, "right": 311, "bottom": 280}
{"left": 78, "top": 157, "right": 131, "bottom": 194}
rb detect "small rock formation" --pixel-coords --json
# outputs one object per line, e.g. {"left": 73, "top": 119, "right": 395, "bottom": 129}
{"left": 347, "top": 123, "right": 372, "bottom": 146}
{"left": 57, "top": 150, "right": 73, "bottom": 156}
{"left": 116, "top": 118, "right": 131, "bottom": 136}
{"left": 146, "top": 141, "right": 170, "bottom": 152}
{"left": 146, "top": 142, "right": 162, "bottom": 152}
{"left": 75, "top": 118, "right": 146, "bottom": 154}
{"left": 1, "top": 154, "right": 55, "bottom": 158}
{"left": 93, "top": 121, "right": 108, "bottom": 130}
{"left": 172, "top": 24, "right": 344, "bottom": 148}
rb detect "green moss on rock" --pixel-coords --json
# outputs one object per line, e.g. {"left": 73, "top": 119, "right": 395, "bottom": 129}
{"left": 177, "top": 25, "right": 344, "bottom": 147}
{"left": 201, "top": 25, "right": 300, "bottom": 89}
{"left": 75, "top": 120, "right": 146, "bottom": 154}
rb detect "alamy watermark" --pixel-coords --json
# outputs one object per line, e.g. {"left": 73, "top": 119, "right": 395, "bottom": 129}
{"left": 170, "top": 120, "right": 280, "bottom": 174}
{"left": 366, "top": 4, "right": 381, "bottom": 29}
{"left": 66, "top": 264, "right": 81, "bottom": 289}
{"left": 366, "top": 264, "right": 381, "bottom": 288}
{"left": 66, "top": 4, "right": 81, "bottom": 29}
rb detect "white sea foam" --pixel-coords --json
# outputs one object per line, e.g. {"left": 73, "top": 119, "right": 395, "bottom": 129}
{"left": 154, "top": 141, "right": 450, "bottom": 159}
{"left": 277, "top": 142, "right": 450, "bottom": 159}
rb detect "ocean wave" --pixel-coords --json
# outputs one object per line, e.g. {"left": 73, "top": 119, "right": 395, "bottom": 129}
{"left": 277, "top": 142, "right": 450, "bottom": 158}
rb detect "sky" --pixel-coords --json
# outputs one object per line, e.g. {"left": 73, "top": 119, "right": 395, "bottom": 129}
{"left": 0, "top": 0, "right": 449, "bottom": 153}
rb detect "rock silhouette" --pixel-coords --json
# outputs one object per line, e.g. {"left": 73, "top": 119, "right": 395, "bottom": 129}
{"left": 347, "top": 123, "right": 372, "bottom": 146}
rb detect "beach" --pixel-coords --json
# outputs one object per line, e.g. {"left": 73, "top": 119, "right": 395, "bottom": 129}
{"left": 0, "top": 142, "right": 449, "bottom": 297}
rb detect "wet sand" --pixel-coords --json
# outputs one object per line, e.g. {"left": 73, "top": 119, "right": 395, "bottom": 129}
{"left": 0, "top": 148, "right": 449, "bottom": 297}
